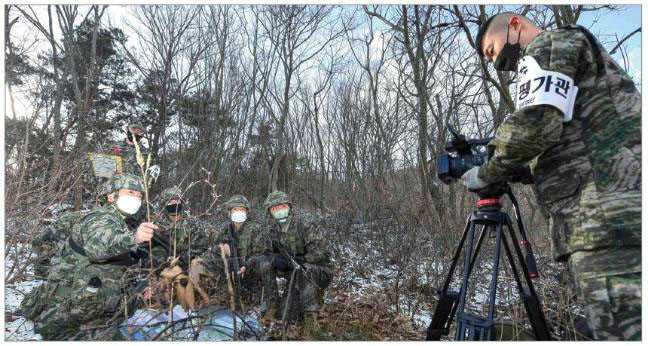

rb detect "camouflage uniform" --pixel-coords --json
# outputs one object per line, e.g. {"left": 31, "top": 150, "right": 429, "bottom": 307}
{"left": 200, "top": 195, "right": 263, "bottom": 288}
{"left": 104, "top": 123, "right": 150, "bottom": 176}
{"left": 150, "top": 187, "right": 209, "bottom": 272}
{"left": 259, "top": 192, "right": 333, "bottom": 317}
{"left": 477, "top": 25, "right": 641, "bottom": 340}
{"left": 23, "top": 174, "right": 148, "bottom": 340}
{"left": 32, "top": 211, "right": 88, "bottom": 278}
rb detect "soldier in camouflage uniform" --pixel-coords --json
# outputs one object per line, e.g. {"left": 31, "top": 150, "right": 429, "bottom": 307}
{"left": 31, "top": 183, "right": 111, "bottom": 278}
{"left": 105, "top": 122, "right": 150, "bottom": 176}
{"left": 257, "top": 191, "right": 333, "bottom": 338}
{"left": 32, "top": 205, "right": 80, "bottom": 278}
{"left": 197, "top": 195, "right": 263, "bottom": 298}
{"left": 150, "top": 186, "right": 209, "bottom": 273}
{"left": 21, "top": 174, "right": 158, "bottom": 340}
{"left": 466, "top": 13, "right": 641, "bottom": 340}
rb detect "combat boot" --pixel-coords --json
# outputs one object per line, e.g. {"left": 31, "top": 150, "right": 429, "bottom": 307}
{"left": 301, "top": 311, "right": 319, "bottom": 340}
{"left": 261, "top": 301, "right": 279, "bottom": 324}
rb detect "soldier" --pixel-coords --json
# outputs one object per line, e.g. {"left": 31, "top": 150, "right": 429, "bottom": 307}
{"left": 466, "top": 13, "right": 641, "bottom": 340}
{"left": 257, "top": 191, "right": 333, "bottom": 339}
{"left": 150, "top": 186, "right": 208, "bottom": 272}
{"left": 31, "top": 205, "right": 78, "bottom": 278}
{"left": 197, "top": 195, "right": 262, "bottom": 301}
{"left": 26, "top": 173, "right": 157, "bottom": 340}
{"left": 106, "top": 122, "right": 150, "bottom": 176}
{"left": 32, "top": 183, "right": 111, "bottom": 278}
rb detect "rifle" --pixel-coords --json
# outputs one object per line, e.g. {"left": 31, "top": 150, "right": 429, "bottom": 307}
{"left": 227, "top": 224, "right": 246, "bottom": 312}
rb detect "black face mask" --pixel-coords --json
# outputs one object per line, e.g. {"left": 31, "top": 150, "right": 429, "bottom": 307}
{"left": 494, "top": 26, "right": 522, "bottom": 72}
{"left": 126, "top": 130, "right": 144, "bottom": 143}
{"left": 165, "top": 203, "right": 184, "bottom": 215}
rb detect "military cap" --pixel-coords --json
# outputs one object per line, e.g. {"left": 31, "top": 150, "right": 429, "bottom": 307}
{"left": 224, "top": 195, "right": 250, "bottom": 211}
{"left": 159, "top": 186, "right": 184, "bottom": 205}
{"left": 106, "top": 173, "right": 145, "bottom": 194}
{"left": 127, "top": 122, "right": 145, "bottom": 132}
{"left": 264, "top": 191, "right": 291, "bottom": 211}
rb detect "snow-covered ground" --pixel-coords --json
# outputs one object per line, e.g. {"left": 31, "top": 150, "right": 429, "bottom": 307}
{"left": 5, "top": 243, "right": 44, "bottom": 341}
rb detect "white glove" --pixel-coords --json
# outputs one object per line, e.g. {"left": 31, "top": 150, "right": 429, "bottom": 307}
{"left": 461, "top": 166, "right": 489, "bottom": 191}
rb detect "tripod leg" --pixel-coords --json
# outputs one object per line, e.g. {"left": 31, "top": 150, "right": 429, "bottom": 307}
{"left": 487, "top": 224, "right": 503, "bottom": 321}
{"left": 501, "top": 222, "right": 552, "bottom": 340}
{"left": 466, "top": 226, "right": 488, "bottom": 282}
{"left": 440, "top": 218, "right": 472, "bottom": 292}
{"left": 426, "top": 218, "right": 473, "bottom": 340}
{"left": 504, "top": 215, "right": 537, "bottom": 296}
{"left": 457, "top": 221, "right": 477, "bottom": 314}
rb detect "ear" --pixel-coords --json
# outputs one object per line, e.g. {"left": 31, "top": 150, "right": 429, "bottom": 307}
{"left": 509, "top": 16, "right": 522, "bottom": 32}
{"left": 107, "top": 192, "right": 115, "bottom": 203}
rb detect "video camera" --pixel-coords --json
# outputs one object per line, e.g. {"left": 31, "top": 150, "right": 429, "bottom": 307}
{"left": 436, "top": 123, "right": 532, "bottom": 187}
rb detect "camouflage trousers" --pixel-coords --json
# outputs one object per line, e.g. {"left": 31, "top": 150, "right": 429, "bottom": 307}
{"left": 569, "top": 246, "right": 641, "bottom": 341}
{"left": 253, "top": 255, "right": 332, "bottom": 313}
{"left": 32, "top": 280, "right": 127, "bottom": 340}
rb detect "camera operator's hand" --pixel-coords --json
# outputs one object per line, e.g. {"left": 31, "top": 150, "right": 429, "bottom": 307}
{"left": 462, "top": 167, "right": 489, "bottom": 191}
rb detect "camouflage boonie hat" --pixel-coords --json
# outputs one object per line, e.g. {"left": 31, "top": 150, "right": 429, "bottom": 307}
{"left": 264, "top": 191, "right": 291, "bottom": 211}
{"left": 224, "top": 195, "right": 250, "bottom": 211}
{"left": 160, "top": 186, "right": 184, "bottom": 205}
{"left": 107, "top": 173, "right": 145, "bottom": 194}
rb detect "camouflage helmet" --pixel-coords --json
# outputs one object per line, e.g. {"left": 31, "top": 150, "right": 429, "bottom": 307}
{"left": 106, "top": 173, "right": 145, "bottom": 194}
{"left": 160, "top": 186, "right": 184, "bottom": 205}
{"left": 264, "top": 191, "right": 291, "bottom": 211}
{"left": 127, "top": 122, "right": 145, "bottom": 132}
{"left": 224, "top": 195, "right": 250, "bottom": 211}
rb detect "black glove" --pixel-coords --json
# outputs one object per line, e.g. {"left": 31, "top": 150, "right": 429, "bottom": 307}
{"left": 130, "top": 247, "right": 149, "bottom": 262}
{"left": 273, "top": 255, "right": 293, "bottom": 272}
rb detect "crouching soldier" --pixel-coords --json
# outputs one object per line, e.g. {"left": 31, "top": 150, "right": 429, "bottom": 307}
{"left": 196, "top": 195, "right": 262, "bottom": 302}
{"left": 259, "top": 191, "right": 333, "bottom": 338}
{"left": 150, "top": 186, "right": 208, "bottom": 272}
{"left": 25, "top": 174, "right": 158, "bottom": 340}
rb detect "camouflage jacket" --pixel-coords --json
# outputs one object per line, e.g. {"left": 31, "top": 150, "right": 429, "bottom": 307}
{"left": 150, "top": 210, "right": 209, "bottom": 271}
{"left": 32, "top": 211, "right": 87, "bottom": 250}
{"left": 200, "top": 220, "right": 262, "bottom": 271}
{"left": 44, "top": 204, "right": 142, "bottom": 318}
{"left": 479, "top": 26, "right": 641, "bottom": 261}
{"left": 104, "top": 139, "right": 149, "bottom": 176}
{"left": 262, "top": 214, "right": 333, "bottom": 271}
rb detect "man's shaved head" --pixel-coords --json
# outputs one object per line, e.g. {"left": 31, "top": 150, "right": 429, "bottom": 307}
{"left": 476, "top": 12, "right": 532, "bottom": 58}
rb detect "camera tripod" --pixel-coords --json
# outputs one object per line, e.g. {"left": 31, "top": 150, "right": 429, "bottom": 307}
{"left": 426, "top": 184, "right": 551, "bottom": 341}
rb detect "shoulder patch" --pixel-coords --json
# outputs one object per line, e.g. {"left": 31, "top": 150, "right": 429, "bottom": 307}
{"left": 516, "top": 56, "right": 579, "bottom": 122}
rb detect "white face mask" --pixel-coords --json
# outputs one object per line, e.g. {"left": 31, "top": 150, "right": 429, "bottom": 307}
{"left": 116, "top": 195, "right": 142, "bottom": 215}
{"left": 271, "top": 207, "right": 290, "bottom": 223}
{"left": 231, "top": 210, "right": 247, "bottom": 223}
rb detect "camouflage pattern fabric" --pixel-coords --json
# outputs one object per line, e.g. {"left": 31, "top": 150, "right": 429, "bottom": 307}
{"left": 104, "top": 139, "right": 149, "bottom": 176}
{"left": 159, "top": 186, "right": 184, "bottom": 205}
{"left": 150, "top": 209, "right": 209, "bottom": 271}
{"left": 258, "top": 213, "right": 333, "bottom": 312}
{"left": 264, "top": 191, "right": 291, "bottom": 211}
{"left": 32, "top": 211, "right": 86, "bottom": 278}
{"left": 478, "top": 26, "right": 641, "bottom": 259}
{"left": 477, "top": 25, "right": 641, "bottom": 340}
{"left": 30, "top": 203, "right": 143, "bottom": 340}
{"left": 569, "top": 247, "right": 641, "bottom": 341}
{"left": 200, "top": 220, "right": 263, "bottom": 275}
{"left": 224, "top": 194, "right": 251, "bottom": 210}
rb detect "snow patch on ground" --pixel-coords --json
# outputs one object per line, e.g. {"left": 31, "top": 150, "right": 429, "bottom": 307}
{"left": 5, "top": 243, "right": 44, "bottom": 341}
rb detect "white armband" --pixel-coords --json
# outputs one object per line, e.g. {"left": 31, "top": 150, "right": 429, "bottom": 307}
{"left": 515, "top": 56, "right": 579, "bottom": 122}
